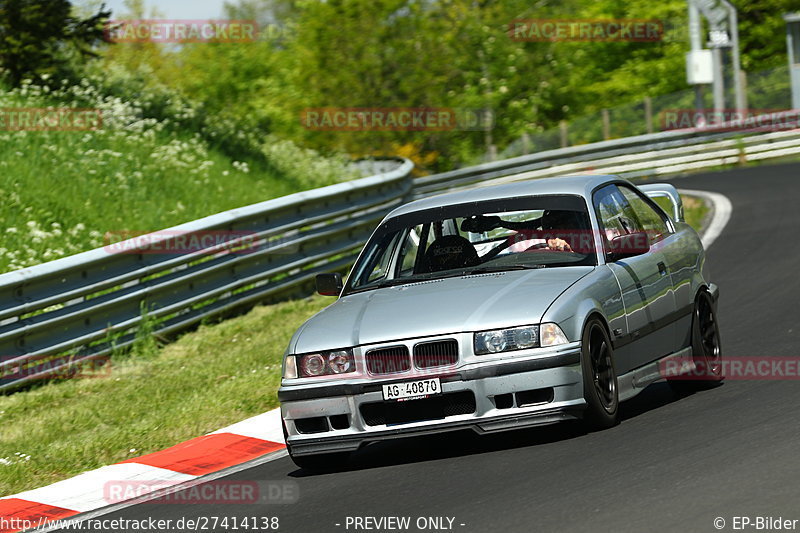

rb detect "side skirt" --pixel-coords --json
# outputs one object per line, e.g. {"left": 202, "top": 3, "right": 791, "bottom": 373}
{"left": 617, "top": 347, "right": 694, "bottom": 402}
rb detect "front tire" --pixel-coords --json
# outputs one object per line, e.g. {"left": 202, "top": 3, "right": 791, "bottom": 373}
{"left": 580, "top": 318, "right": 620, "bottom": 430}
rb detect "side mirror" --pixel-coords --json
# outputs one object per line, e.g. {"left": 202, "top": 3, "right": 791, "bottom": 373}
{"left": 316, "top": 273, "right": 343, "bottom": 296}
{"left": 608, "top": 232, "right": 650, "bottom": 261}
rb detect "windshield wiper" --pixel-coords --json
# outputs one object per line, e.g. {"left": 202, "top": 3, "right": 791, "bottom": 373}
{"left": 374, "top": 268, "right": 491, "bottom": 288}
{"left": 371, "top": 275, "right": 447, "bottom": 289}
{"left": 374, "top": 278, "right": 417, "bottom": 288}
{"left": 462, "top": 264, "right": 545, "bottom": 275}
{"left": 352, "top": 264, "right": 551, "bottom": 293}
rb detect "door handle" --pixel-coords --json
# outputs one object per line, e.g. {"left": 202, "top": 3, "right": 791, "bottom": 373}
{"left": 657, "top": 261, "right": 668, "bottom": 276}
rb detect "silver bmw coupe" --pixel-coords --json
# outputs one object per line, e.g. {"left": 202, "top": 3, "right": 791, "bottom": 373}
{"left": 279, "top": 175, "right": 723, "bottom": 470}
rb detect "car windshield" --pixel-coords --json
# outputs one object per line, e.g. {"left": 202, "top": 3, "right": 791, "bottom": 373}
{"left": 346, "top": 194, "right": 596, "bottom": 293}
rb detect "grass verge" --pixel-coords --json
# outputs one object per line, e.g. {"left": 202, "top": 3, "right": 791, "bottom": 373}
{"left": 0, "top": 195, "right": 708, "bottom": 496}
{"left": 0, "top": 295, "right": 331, "bottom": 495}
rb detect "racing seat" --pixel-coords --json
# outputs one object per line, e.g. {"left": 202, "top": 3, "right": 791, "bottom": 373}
{"left": 422, "top": 235, "right": 480, "bottom": 273}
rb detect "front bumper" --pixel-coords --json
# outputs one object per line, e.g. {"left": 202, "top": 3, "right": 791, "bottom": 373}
{"left": 279, "top": 343, "right": 585, "bottom": 456}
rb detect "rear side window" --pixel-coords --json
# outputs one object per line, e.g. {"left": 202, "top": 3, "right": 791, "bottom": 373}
{"left": 617, "top": 186, "right": 671, "bottom": 243}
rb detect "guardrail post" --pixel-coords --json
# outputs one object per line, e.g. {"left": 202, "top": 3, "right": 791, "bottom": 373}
{"left": 602, "top": 109, "right": 611, "bottom": 140}
{"left": 736, "top": 136, "right": 748, "bottom": 165}
{"left": 559, "top": 120, "right": 568, "bottom": 148}
{"left": 644, "top": 97, "right": 653, "bottom": 134}
{"left": 738, "top": 69, "right": 749, "bottom": 110}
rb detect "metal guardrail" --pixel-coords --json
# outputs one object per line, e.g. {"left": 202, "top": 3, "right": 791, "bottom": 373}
{"left": 414, "top": 127, "right": 800, "bottom": 197}
{"left": 3, "top": 124, "right": 800, "bottom": 392}
{"left": 475, "top": 128, "right": 800, "bottom": 190}
{"left": 0, "top": 158, "right": 414, "bottom": 391}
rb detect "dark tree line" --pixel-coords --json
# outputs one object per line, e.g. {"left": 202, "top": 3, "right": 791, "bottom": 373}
{"left": 0, "top": 0, "right": 111, "bottom": 86}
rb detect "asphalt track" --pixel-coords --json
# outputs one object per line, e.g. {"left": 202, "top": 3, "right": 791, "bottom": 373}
{"left": 56, "top": 162, "right": 800, "bottom": 533}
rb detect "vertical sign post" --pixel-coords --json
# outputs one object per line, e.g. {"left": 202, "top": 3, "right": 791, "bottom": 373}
{"left": 786, "top": 13, "right": 800, "bottom": 110}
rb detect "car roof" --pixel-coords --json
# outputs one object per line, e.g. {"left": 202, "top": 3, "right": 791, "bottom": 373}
{"left": 387, "top": 174, "right": 621, "bottom": 218}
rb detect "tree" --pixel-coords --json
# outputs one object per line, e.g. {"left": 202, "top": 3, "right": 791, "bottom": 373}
{"left": 90, "top": 0, "right": 797, "bottom": 170}
{"left": 0, "top": 0, "right": 111, "bottom": 86}
{"left": 99, "top": 0, "right": 168, "bottom": 76}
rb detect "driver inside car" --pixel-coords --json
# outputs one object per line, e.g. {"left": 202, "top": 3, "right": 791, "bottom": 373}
{"left": 539, "top": 209, "right": 584, "bottom": 252}
{"left": 462, "top": 211, "right": 581, "bottom": 253}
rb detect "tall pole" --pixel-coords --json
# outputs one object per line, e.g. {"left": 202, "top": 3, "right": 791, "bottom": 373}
{"left": 688, "top": 3, "right": 705, "bottom": 112}
{"left": 788, "top": 14, "right": 800, "bottom": 110}
{"left": 711, "top": 47, "right": 725, "bottom": 111}
{"left": 729, "top": 8, "right": 746, "bottom": 112}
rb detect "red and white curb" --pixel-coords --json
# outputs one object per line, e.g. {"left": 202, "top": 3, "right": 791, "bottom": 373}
{"left": 0, "top": 409, "right": 286, "bottom": 532}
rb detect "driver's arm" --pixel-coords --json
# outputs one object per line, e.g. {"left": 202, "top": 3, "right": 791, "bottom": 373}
{"left": 546, "top": 238, "right": 573, "bottom": 252}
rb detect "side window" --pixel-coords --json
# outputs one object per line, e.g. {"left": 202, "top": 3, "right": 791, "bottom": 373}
{"left": 355, "top": 233, "right": 400, "bottom": 285}
{"left": 396, "top": 224, "right": 426, "bottom": 275}
{"left": 618, "top": 186, "right": 671, "bottom": 243}
{"left": 593, "top": 185, "right": 643, "bottom": 250}
{"left": 366, "top": 245, "right": 394, "bottom": 282}
{"left": 397, "top": 232, "right": 419, "bottom": 275}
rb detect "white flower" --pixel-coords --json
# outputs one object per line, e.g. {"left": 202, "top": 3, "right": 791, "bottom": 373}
{"left": 232, "top": 161, "right": 250, "bottom": 173}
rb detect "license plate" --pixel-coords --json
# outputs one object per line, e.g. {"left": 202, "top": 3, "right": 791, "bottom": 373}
{"left": 382, "top": 378, "right": 441, "bottom": 401}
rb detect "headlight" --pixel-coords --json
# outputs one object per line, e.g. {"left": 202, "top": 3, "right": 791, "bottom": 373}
{"left": 474, "top": 325, "right": 539, "bottom": 355}
{"left": 327, "top": 350, "right": 353, "bottom": 373}
{"left": 286, "top": 349, "right": 356, "bottom": 378}
{"left": 540, "top": 323, "right": 569, "bottom": 347}
{"left": 301, "top": 354, "right": 327, "bottom": 376}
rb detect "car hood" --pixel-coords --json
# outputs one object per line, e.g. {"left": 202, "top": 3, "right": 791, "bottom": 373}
{"left": 291, "top": 267, "right": 594, "bottom": 353}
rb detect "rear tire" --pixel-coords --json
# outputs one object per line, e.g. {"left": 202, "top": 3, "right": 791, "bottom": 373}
{"left": 669, "top": 290, "right": 724, "bottom": 394}
{"left": 581, "top": 318, "right": 620, "bottom": 430}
